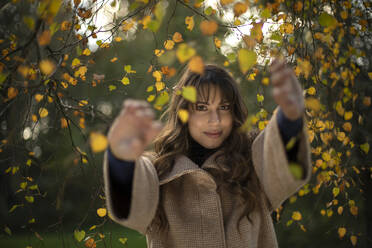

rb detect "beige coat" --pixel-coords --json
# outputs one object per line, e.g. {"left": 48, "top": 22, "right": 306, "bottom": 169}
{"left": 103, "top": 110, "right": 312, "bottom": 248}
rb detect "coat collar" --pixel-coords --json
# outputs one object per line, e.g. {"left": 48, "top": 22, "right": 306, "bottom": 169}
{"left": 159, "top": 151, "right": 222, "bottom": 185}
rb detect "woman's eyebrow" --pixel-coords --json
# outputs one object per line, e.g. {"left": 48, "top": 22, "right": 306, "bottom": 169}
{"left": 196, "top": 101, "right": 209, "bottom": 104}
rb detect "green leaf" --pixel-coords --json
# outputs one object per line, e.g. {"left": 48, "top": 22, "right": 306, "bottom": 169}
{"left": 226, "top": 53, "right": 237, "bottom": 63}
{"left": 0, "top": 72, "right": 9, "bottom": 85}
{"left": 23, "top": 16, "right": 35, "bottom": 30}
{"left": 119, "top": 237, "right": 128, "bottom": 245}
{"left": 319, "top": 13, "right": 337, "bottom": 28}
{"left": 108, "top": 85, "right": 117, "bottom": 91}
{"left": 238, "top": 49, "right": 257, "bottom": 74}
{"left": 29, "top": 185, "right": 39, "bottom": 190}
{"left": 360, "top": 143, "right": 369, "bottom": 154}
{"left": 154, "top": 91, "right": 169, "bottom": 108}
{"left": 204, "top": 7, "right": 213, "bottom": 16}
{"left": 50, "top": 22, "right": 59, "bottom": 36}
{"left": 148, "top": 20, "right": 160, "bottom": 32}
{"left": 74, "top": 229, "right": 85, "bottom": 242}
{"left": 121, "top": 77, "right": 130, "bottom": 85}
{"left": 25, "top": 196, "right": 34, "bottom": 203}
{"left": 182, "top": 86, "right": 197, "bottom": 103}
{"left": 260, "top": 8, "right": 271, "bottom": 19}
{"left": 289, "top": 162, "right": 303, "bottom": 180}
{"left": 76, "top": 46, "right": 82, "bottom": 56}
{"left": 9, "top": 204, "right": 22, "bottom": 213}
{"left": 4, "top": 226, "right": 11, "bottom": 236}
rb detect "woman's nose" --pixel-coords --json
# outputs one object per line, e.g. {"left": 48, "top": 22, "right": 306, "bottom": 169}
{"left": 208, "top": 110, "right": 221, "bottom": 123}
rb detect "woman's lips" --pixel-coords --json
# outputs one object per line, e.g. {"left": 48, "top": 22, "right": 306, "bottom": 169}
{"left": 204, "top": 131, "right": 222, "bottom": 138}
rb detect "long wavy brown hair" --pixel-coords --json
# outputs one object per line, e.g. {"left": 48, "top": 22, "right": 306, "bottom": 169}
{"left": 151, "top": 64, "right": 260, "bottom": 232}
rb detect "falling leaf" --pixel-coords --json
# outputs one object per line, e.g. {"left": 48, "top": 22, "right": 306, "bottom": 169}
{"left": 332, "top": 187, "right": 340, "bottom": 197}
{"left": 119, "top": 237, "right": 128, "bottom": 245}
{"left": 121, "top": 77, "right": 130, "bottom": 85}
{"left": 360, "top": 143, "right": 369, "bottom": 154}
{"left": 292, "top": 211, "right": 302, "bottom": 221}
{"left": 39, "top": 60, "right": 56, "bottom": 76}
{"left": 234, "top": 2, "right": 248, "bottom": 17}
{"left": 4, "top": 226, "right": 11, "bottom": 236}
{"left": 289, "top": 163, "right": 303, "bottom": 180}
{"left": 38, "top": 30, "right": 51, "bottom": 46}
{"left": 39, "top": 108, "right": 48, "bottom": 118}
{"left": 74, "top": 229, "right": 85, "bottom": 242}
{"left": 256, "top": 94, "right": 264, "bottom": 103}
{"left": 90, "top": 132, "right": 108, "bottom": 153}
{"left": 199, "top": 20, "right": 218, "bottom": 36}
{"left": 164, "top": 40, "right": 175, "bottom": 50}
{"left": 338, "top": 227, "right": 346, "bottom": 239}
{"left": 25, "top": 196, "right": 34, "bottom": 203}
{"left": 185, "top": 16, "right": 195, "bottom": 31}
{"left": 237, "top": 49, "right": 257, "bottom": 74}
{"left": 350, "top": 235, "right": 357, "bottom": 246}
{"left": 178, "top": 109, "right": 189, "bottom": 123}
{"left": 182, "top": 86, "right": 197, "bottom": 103}
{"left": 176, "top": 43, "right": 196, "bottom": 63}
{"left": 172, "top": 32, "right": 183, "bottom": 43}
{"left": 188, "top": 56, "right": 204, "bottom": 74}
{"left": 97, "top": 208, "right": 107, "bottom": 217}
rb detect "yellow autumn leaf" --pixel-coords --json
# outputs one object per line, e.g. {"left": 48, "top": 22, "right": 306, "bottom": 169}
{"left": 97, "top": 208, "right": 107, "bottom": 217}
{"left": 82, "top": 48, "right": 91, "bottom": 56}
{"left": 34, "top": 94, "right": 44, "bottom": 102}
{"left": 90, "top": 132, "right": 108, "bottom": 153}
{"left": 337, "top": 206, "right": 343, "bottom": 215}
{"left": 188, "top": 56, "right": 204, "bottom": 74}
{"left": 280, "top": 23, "right": 294, "bottom": 34}
{"left": 176, "top": 43, "right": 196, "bottom": 63}
{"left": 71, "top": 58, "right": 81, "bottom": 68}
{"left": 350, "top": 235, "right": 357, "bottom": 246}
{"left": 368, "top": 72, "right": 372, "bottom": 80}
{"left": 261, "top": 77, "right": 269, "bottom": 86}
{"left": 332, "top": 187, "right": 340, "bottom": 197}
{"left": 74, "top": 66, "right": 87, "bottom": 78}
{"left": 39, "top": 60, "right": 56, "bottom": 76}
{"left": 258, "top": 121, "right": 266, "bottom": 130}
{"left": 256, "top": 94, "right": 264, "bottom": 103}
{"left": 110, "top": 57, "right": 118, "bottom": 63}
{"left": 164, "top": 40, "right": 175, "bottom": 50}
{"left": 172, "top": 32, "right": 183, "bottom": 43}
{"left": 342, "top": 122, "right": 352, "bottom": 132}
{"left": 7, "top": 87, "right": 18, "bottom": 100}
{"left": 305, "top": 97, "right": 321, "bottom": 112}
{"left": 38, "top": 30, "right": 51, "bottom": 46}
{"left": 61, "top": 118, "right": 68, "bottom": 128}
{"left": 155, "top": 82, "right": 165, "bottom": 91}
{"left": 25, "top": 196, "right": 34, "bottom": 203}
{"left": 363, "top": 96, "right": 371, "bottom": 106}
{"left": 32, "top": 115, "right": 37, "bottom": 122}
{"left": 307, "top": 87, "right": 316, "bottom": 95}
{"left": 147, "top": 94, "right": 155, "bottom": 102}
{"left": 233, "top": 2, "right": 248, "bottom": 17}
{"left": 185, "top": 16, "right": 194, "bottom": 31}
{"left": 220, "top": 0, "right": 234, "bottom": 5}
{"left": 237, "top": 49, "right": 257, "bottom": 74}
{"left": 214, "top": 37, "right": 221, "bottom": 48}
{"left": 78, "top": 100, "right": 88, "bottom": 106}
{"left": 121, "top": 76, "right": 130, "bottom": 85}
{"left": 178, "top": 109, "right": 189, "bottom": 123}
{"left": 199, "top": 20, "right": 218, "bottom": 36}
{"left": 39, "top": 108, "right": 48, "bottom": 118}
{"left": 152, "top": 71, "right": 162, "bottom": 82}
{"left": 292, "top": 211, "right": 302, "bottom": 221}
{"left": 154, "top": 49, "right": 164, "bottom": 57}
{"left": 114, "top": 37, "right": 122, "bottom": 42}
{"left": 338, "top": 227, "right": 346, "bottom": 239}
{"left": 344, "top": 111, "right": 353, "bottom": 120}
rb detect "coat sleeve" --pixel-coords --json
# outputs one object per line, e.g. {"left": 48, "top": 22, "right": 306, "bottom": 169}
{"left": 103, "top": 152, "right": 159, "bottom": 234}
{"left": 251, "top": 108, "right": 312, "bottom": 211}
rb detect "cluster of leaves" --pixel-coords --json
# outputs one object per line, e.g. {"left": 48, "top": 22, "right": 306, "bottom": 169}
{"left": 0, "top": 0, "right": 371, "bottom": 247}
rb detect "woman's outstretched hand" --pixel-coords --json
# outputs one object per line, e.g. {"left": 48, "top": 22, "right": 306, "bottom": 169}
{"left": 107, "top": 99, "right": 163, "bottom": 161}
{"left": 270, "top": 58, "right": 305, "bottom": 121}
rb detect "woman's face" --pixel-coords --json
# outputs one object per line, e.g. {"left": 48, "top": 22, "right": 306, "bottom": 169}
{"left": 187, "top": 85, "right": 233, "bottom": 149}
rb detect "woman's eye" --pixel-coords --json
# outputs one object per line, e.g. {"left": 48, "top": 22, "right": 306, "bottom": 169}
{"left": 220, "top": 105, "right": 230, "bottom": 110}
{"left": 195, "top": 105, "right": 207, "bottom": 111}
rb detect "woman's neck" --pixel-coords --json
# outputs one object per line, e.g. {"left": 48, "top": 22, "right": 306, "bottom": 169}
{"left": 187, "top": 137, "right": 219, "bottom": 166}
